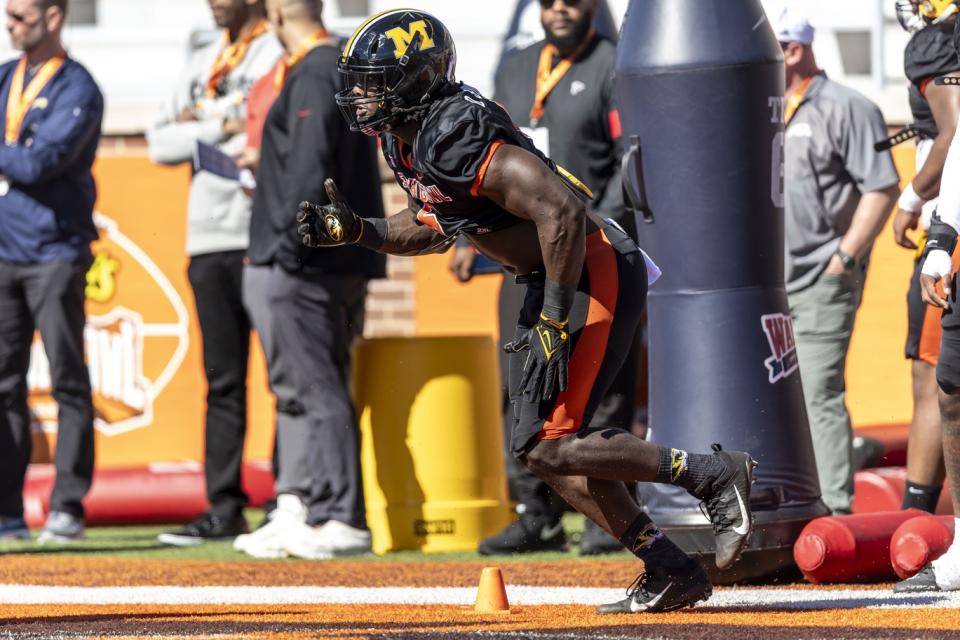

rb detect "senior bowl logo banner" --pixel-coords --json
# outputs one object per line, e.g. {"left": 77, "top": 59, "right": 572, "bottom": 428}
{"left": 27, "top": 212, "right": 189, "bottom": 437}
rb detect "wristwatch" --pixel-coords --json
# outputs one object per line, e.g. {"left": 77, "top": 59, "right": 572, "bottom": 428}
{"left": 835, "top": 248, "right": 856, "bottom": 271}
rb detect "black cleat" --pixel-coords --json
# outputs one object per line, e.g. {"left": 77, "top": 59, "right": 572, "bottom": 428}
{"left": 478, "top": 512, "right": 566, "bottom": 555}
{"left": 698, "top": 444, "right": 757, "bottom": 570}
{"left": 597, "top": 553, "right": 712, "bottom": 614}
{"left": 894, "top": 564, "right": 941, "bottom": 593}
{"left": 157, "top": 512, "right": 248, "bottom": 547}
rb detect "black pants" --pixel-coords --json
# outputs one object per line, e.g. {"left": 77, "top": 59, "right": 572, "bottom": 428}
{"left": 187, "top": 250, "right": 251, "bottom": 519}
{"left": 0, "top": 259, "right": 94, "bottom": 519}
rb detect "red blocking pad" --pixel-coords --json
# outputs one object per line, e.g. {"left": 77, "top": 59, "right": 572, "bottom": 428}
{"left": 794, "top": 510, "right": 926, "bottom": 584}
{"left": 23, "top": 460, "right": 275, "bottom": 528}
{"left": 890, "top": 514, "right": 956, "bottom": 580}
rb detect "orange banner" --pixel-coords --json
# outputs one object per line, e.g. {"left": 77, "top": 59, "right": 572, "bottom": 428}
{"left": 28, "top": 155, "right": 274, "bottom": 468}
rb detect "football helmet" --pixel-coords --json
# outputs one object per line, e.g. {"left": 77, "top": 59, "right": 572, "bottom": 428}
{"left": 336, "top": 9, "right": 457, "bottom": 134}
{"left": 896, "top": 0, "right": 958, "bottom": 32}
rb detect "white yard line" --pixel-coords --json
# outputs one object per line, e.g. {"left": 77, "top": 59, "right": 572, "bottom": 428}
{"left": 0, "top": 585, "right": 958, "bottom": 609}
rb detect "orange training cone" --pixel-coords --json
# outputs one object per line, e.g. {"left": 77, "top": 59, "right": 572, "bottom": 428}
{"left": 474, "top": 566, "right": 510, "bottom": 613}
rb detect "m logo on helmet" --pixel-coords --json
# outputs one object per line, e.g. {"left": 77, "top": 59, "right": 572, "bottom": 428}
{"left": 385, "top": 20, "right": 435, "bottom": 59}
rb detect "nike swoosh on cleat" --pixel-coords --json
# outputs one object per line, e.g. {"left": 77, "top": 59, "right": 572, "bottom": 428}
{"left": 732, "top": 483, "right": 751, "bottom": 536}
{"left": 540, "top": 522, "right": 564, "bottom": 541}
{"left": 631, "top": 582, "right": 673, "bottom": 612}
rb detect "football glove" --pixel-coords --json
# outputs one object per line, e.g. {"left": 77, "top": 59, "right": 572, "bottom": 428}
{"left": 297, "top": 178, "right": 362, "bottom": 247}
{"left": 505, "top": 313, "right": 570, "bottom": 402}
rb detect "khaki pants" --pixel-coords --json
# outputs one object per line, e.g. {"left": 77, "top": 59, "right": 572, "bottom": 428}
{"left": 788, "top": 270, "right": 865, "bottom": 514}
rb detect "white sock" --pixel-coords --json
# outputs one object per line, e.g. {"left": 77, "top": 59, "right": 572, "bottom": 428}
{"left": 931, "top": 518, "right": 960, "bottom": 590}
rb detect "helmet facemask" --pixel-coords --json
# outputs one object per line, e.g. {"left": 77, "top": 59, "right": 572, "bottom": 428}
{"left": 336, "top": 19, "right": 457, "bottom": 135}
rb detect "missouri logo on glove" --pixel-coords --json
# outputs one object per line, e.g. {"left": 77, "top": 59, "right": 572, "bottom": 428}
{"left": 504, "top": 279, "right": 576, "bottom": 402}
{"left": 297, "top": 178, "right": 363, "bottom": 247}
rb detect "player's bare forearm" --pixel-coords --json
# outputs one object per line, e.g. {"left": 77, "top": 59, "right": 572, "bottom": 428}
{"left": 839, "top": 186, "right": 899, "bottom": 257}
{"left": 380, "top": 208, "right": 453, "bottom": 256}
{"left": 477, "top": 144, "right": 585, "bottom": 285}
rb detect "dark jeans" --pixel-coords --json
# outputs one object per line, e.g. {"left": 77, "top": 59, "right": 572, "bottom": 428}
{"left": 0, "top": 259, "right": 94, "bottom": 519}
{"left": 187, "top": 250, "right": 251, "bottom": 519}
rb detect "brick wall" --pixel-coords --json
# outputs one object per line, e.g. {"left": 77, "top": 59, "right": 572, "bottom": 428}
{"left": 97, "top": 135, "right": 419, "bottom": 337}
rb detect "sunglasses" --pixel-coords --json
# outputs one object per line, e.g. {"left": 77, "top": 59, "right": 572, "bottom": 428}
{"left": 539, "top": 0, "right": 583, "bottom": 8}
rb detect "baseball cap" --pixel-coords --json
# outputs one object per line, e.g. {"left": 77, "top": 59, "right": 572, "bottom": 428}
{"left": 774, "top": 3, "right": 815, "bottom": 45}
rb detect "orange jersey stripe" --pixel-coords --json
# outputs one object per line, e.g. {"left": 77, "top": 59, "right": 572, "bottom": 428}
{"left": 539, "top": 230, "right": 618, "bottom": 440}
{"left": 470, "top": 140, "right": 505, "bottom": 197}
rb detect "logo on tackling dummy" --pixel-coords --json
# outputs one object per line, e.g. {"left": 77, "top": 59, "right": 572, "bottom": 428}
{"left": 761, "top": 313, "right": 798, "bottom": 384}
{"left": 324, "top": 214, "right": 344, "bottom": 242}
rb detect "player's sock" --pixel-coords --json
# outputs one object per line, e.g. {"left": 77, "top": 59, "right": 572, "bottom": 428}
{"left": 654, "top": 447, "right": 725, "bottom": 495}
{"left": 901, "top": 480, "right": 942, "bottom": 513}
{"left": 618, "top": 513, "right": 679, "bottom": 561}
{"left": 932, "top": 518, "right": 960, "bottom": 590}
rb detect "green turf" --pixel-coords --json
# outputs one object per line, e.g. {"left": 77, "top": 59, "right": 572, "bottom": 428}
{"left": 0, "top": 510, "right": 629, "bottom": 561}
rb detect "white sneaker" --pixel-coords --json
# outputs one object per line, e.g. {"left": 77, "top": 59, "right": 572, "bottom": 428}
{"left": 37, "top": 511, "right": 85, "bottom": 544}
{"left": 234, "top": 494, "right": 307, "bottom": 559}
{"left": 286, "top": 520, "right": 372, "bottom": 560}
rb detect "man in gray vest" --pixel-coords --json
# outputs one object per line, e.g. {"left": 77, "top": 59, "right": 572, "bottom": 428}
{"left": 777, "top": 4, "right": 899, "bottom": 514}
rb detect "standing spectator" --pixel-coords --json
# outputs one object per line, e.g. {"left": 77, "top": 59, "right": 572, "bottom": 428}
{"left": 0, "top": 0, "right": 103, "bottom": 543}
{"left": 891, "top": 3, "right": 960, "bottom": 513}
{"left": 451, "top": 0, "right": 637, "bottom": 556}
{"left": 235, "top": 0, "right": 385, "bottom": 559}
{"left": 776, "top": 4, "right": 899, "bottom": 514}
{"left": 148, "top": 0, "right": 282, "bottom": 546}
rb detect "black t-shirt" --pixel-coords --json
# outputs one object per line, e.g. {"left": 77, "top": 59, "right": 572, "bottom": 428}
{"left": 493, "top": 36, "right": 625, "bottom": 224}
{"left": 381, "top": 83, "right": 570, "bottom": 238}
{"left": 904, "top": 20, "right": 960, "bottom": 139}
{"left": 249, "top": 44, "right": 386, "bottom": 277}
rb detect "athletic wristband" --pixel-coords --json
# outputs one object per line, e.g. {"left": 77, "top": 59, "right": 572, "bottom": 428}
{"left": 542, "top": 278, "right": 576, "bottom": 322}
{"left": 926, "top": 214, "right": 959, "bottom": 257}
{"left": 898, "top": 183, "right": 926, "bottom": 214}
{"left": 921, "top": 249, "right": 954, "bottom": 279}
{"left": 357, "top": 217, "right": 387, "bottom": 251}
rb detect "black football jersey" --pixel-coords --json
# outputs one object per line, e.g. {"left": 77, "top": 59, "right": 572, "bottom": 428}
{"left": 904, "top": 20, "right": 960, "bottom": 139}
{"left": 381, "top": 84, "right": 569, "bottom": 237}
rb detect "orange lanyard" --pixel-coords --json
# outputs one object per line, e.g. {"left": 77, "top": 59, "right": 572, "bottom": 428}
{"left": 4, "top": 54, "right": 64, "bottom": 144}
{"left": 784, "top": 76, "right": 812, "bottom": 125}
{"left": 530, "top": 30, "right": 594, "bottom": 126}
{"left": 206, "top": 19, "right": 269, "bottom": 98}
{"left": 274, "top": 29, "right": 329, "bottom": 90}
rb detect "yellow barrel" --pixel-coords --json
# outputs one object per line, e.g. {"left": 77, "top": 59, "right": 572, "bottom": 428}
{"left": 354, "top": 336, "right": 512, "bottom": 553}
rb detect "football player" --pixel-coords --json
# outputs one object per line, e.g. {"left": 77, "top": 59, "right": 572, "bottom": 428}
{"left": 297, "top": 9, "right": 756, "bottom": 612}
{"left": 892, "top": 0, "right": 960, "bottom": 515}
{"left": 897, "top": 0, "right": 960, "bottom": 593}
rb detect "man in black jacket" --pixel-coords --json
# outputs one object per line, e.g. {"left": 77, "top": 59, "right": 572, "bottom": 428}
{"left": 236, "top": 0, "right": 385, "bottom": 559}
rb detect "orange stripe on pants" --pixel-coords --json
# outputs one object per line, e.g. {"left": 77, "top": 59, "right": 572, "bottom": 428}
{"left": 539, "top": 230, "right": 619, "bottom": 440}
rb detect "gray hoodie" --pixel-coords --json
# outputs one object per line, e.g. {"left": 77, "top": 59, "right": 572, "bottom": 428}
{"left": 147, "top": 29, "right": 283, "bottom": 256}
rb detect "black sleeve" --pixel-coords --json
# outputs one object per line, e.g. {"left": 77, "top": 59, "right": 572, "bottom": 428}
{"left": 274, "top": 66, "right": 344, "bottom": 264}
{"left": 421, "top": 100, "right": 517, "bottom": 198}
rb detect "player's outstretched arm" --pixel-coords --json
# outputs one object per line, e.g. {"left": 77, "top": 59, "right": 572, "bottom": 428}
{"left": 297, "top": 180, "right": 452, "bottom": 256}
